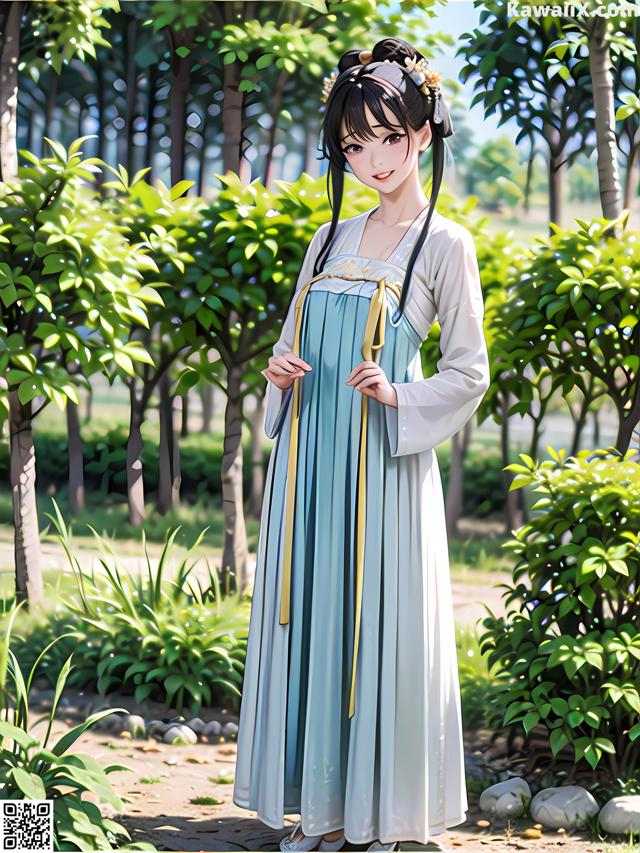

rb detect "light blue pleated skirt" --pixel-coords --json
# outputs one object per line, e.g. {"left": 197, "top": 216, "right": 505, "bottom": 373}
{"left": 233, "top": 266, "right": 468, "bottom": 845}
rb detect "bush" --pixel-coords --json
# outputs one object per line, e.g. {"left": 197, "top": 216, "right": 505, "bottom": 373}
{"left": 12, "top": 501, "right": 249, "bottom": 716}
{"left": 0, "top": 604, "right": 156, "bottom": 850}
{"left": 456, "top": 623, "right": 504, "bottom": 732}
{"left": 479, "top": 447, "right": 640, "bottom": 777}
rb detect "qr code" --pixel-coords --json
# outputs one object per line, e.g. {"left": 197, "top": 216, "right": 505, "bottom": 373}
{"left": 0, "top": 801, "right": 53, "bottom": 852}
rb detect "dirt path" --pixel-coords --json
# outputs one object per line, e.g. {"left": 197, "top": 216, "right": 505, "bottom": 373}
{"left": 36, "top": 701, "right": 628, "bottom": 853}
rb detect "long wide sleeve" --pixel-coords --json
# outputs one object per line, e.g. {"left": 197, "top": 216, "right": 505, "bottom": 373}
{"left": 263, "top": 221, "right": 330, "bottom": 439}
{"left": 385, "top": 226, "right": 490, "bottom": 457}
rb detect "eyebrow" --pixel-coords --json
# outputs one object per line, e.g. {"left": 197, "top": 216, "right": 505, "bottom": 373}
{"left": 340, "top": 124, "right": 386, "bottom": 143}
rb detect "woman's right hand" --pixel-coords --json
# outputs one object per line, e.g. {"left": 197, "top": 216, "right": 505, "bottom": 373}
{"left": 261, "top": 352, "right": 313, "bottom": 391}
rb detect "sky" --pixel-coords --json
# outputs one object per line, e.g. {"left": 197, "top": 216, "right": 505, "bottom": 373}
{"left": 416, "top": 1, "right": 521, "bottom": 146}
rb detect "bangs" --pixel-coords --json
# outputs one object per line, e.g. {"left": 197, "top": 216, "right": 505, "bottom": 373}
{"left": 321, "top": 76, "right": 410, "bottom": 166}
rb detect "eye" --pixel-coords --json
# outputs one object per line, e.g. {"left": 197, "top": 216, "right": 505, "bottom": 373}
{"left": 342, "top": 131, "right": 405, "bottom": 156}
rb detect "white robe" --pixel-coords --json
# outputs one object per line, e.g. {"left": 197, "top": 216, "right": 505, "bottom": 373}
{"left": 233, "top": 206, "right": 490, "bottom": 845}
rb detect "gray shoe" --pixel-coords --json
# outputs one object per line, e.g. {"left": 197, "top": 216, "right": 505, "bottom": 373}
{"left": 366, "top": 842, "right": 398, "bottom": 852}
{"left": 280, "top": 822, "right": 324, "bottom": 852}
{"left": 319, "top": 832, "right": 345, "bottom": 851}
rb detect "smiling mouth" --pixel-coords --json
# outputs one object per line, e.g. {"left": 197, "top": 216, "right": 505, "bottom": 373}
{"left": 373, "top": 170, "right": 394, "bottom": 180}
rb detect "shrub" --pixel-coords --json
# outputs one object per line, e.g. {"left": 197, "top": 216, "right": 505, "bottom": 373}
{"left": 0, "top": 603, "right": 156, "bottom": 850}
{"left": 479, "top": 447, "right": 640, "bottom": 777}
{"left": 456, "top": 623, "right": 504, "bottom": 732}
{"left": 12, "top": 500, "right": 249, "bottom": 716}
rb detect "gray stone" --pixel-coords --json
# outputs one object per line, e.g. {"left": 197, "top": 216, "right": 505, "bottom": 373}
{"left": 94, "top": 712, "right": 124, "bottom": 733}
{"left": 120, "top": 714, "right": 147, "bottom": 738}
{"left": 163, "top": 724, "right": 198, "bottom": 745}
{"left": 222, "top": 721, "right": 238, "bottom": 738}
{"left": 599, "top": 796, "right": 640, "bottom": 834}
{"left": 479, "top": 777, "right": 531, "bottom": 817}
{"left": 202, "top": 720, "right": 222, "bottom": 737}
{"left": 186, "top": 717, "right": 206, "bottom": 735}
{"left": 530, "top": 785, "right": 599, "bottom": 829}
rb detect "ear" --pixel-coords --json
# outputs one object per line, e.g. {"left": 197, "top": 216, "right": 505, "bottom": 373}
{"left": 418, "top": 122, "right": 432, "bottom": 153}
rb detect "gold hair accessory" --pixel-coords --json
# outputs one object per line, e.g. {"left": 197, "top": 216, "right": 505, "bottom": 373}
{"left": 320, "top": 51, "right": 442, "bottom": 105}
{"left": 321, "top": 70, "right": 338, "bottom": 104}
{"left": 404, "top": 53, "right": 441, "bottom": 101}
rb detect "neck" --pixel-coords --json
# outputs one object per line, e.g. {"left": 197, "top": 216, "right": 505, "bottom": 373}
{"left": 374, "top": 170, "right": 430, "bottom": 224}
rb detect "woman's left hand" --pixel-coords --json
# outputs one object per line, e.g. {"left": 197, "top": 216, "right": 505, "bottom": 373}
{"left": 346, "top": 361, "right": 398, "bottom": 407}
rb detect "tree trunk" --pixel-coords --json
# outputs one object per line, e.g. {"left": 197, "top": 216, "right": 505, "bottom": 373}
{"left": 157, "top": 369, "right": 173, "bottom": 514}
{"left": 67, "top": 400, "right": 84, "bottom": 514}
{"left": 145, "top": 63, "right": 158, "bottom": 184}
{"left": 197, "top": 109, "right": 209, "bottom": 196}
{"left": 84, "top": 384, "right": 93, "bottom": 424}
{"left": 587, "top": 17, "right": 623, "bottom": 219}
{"left": 157, "top": 369, "right": 182, "bottom": 514}
{"left": 221, "top": 365, "right": 249, "bottom": 595}
{"left": 623, "top": 137, "right": 639, "bottom": 212}
{"left": 548, "top": 152, "right": 563, "bottom": 230}
{"left": 9, "top": 390, "right": 43, "bottom": 607}
{"left": 170, "top": 33, "right": 191, "bottom": 186}
{"left": 616, "top": 408, "right": 640, "bottom": 455}
{"left": 125, "top": 14, "right": 138, "bottom": 179}
{"left": 172, "top": 393, "right": 182, "bottom": 509}
{"left": 181, "top": 392, "right": 189, "bottom": 438}
{"left": 250, "top": 394, "right": 265, "bottom": 518}
{"left": 0, "top": 1, "right": 23, "bottom": 182}
{"left": 544, "top": 114, "right": 564, "bottom": 228}
{"left": 263, "top": 68, "right": 287, "bottom": 189}
{"left": 524, "top": 144, "right": 535, "bottom": 215}
{"left": 222, "top": 60, "right": 243, "bottom": 176}
{"left": 592, "top": 408, "right": 600, "bottom": 447}
{"left": 569, "top": 380, "right": 595, "bottom": 457}
{"left": 127, "top": 384, "right": 146, "bottom": 527}
{"left": 200, "top": 383, "right": 214, "bottom": 433}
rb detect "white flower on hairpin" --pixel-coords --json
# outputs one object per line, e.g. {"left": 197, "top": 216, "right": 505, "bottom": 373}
{"left": 404, "top": 54, "right": 426, "bottom": 85}
{"left": 404, "top": 53, "right": 442, "bottom": 100}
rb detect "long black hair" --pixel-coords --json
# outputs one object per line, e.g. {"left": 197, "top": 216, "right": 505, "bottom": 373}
{"left": 315, "top": 37, "right": 454, "bottom": 322}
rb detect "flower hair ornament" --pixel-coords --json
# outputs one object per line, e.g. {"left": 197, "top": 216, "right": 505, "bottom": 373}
{"left": 321, "top": 49, "right": 442, "bottom": 104}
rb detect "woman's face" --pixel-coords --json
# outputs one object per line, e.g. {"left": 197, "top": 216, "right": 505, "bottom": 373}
{"left": 338, "top": 81, "right": 432, "bottom": 194}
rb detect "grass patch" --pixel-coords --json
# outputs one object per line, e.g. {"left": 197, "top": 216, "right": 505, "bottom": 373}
{"left": 208, "top": 775, "right": 234, "bottom": 785}
{"left": 189, "top": 796, "right": 224, "bottom": 805}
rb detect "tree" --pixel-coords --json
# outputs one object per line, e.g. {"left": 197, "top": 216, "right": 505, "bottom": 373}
{"left": 0, "top": 0, "right": 117, "bottom": 182}
{"left": 504, "top": 212, "right": 640, "bottom": 455}
{"left": 543, "top": 1, "right": 640, "bottom": 218}
{"left": 458, "top": 0, "right": 596, "bottom": 228}
{"left": 0, "top": 138, "right": 161, "bottom": 605}
{"left": 99, "top": 168, "right": 199, "bottom": 525}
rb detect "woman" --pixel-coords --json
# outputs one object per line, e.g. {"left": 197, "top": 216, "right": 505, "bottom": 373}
{"left": 232, "top": 36, "right": 490, "bottom": 852}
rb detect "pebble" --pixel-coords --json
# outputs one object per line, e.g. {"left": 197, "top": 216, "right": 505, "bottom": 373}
{"left": 522, "top": 828, "right": 542, "bottom": 839}
{"left": 163, "top": 724, "right": 198, "bottom": 745}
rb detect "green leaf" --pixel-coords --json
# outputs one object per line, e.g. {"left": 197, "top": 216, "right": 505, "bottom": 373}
{"left": 0, "top": 722, "right": 40, "bottom": 751}
{"left": 9, "top": 767, "right": 47, "bottom": 799}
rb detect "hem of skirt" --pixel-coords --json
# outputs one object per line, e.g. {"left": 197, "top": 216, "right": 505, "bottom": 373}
{"left": 233, "top": 796, "right": 468, "bottom": 844}
{"left": 232, "top": 794, "right": 299, "bottom": 829}
{"left": 344, "top": 812, "right": 469, "bottom": 845}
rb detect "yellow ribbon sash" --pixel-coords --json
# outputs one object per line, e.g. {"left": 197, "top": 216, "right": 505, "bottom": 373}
{"left": 278, "top": 272, "right": 401, "bottom": 719}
